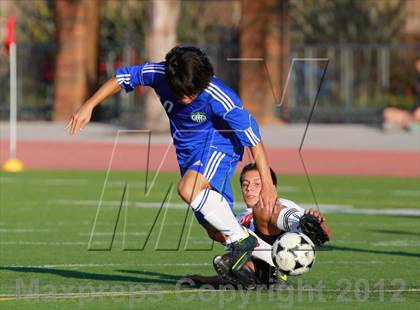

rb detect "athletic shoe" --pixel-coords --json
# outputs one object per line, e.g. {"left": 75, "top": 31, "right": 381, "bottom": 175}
{"left": 212, "top": 255, "right": 258, "bottom": 290}
{"left": 229, "top": 233, "right": 258, "bottom": 272}
{"left": 213, "top": 233, "right": 257, "bottom": 277}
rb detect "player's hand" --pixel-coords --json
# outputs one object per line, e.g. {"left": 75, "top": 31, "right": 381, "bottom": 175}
{"left": 321, "top": 222, "right": 332, "bottom": 241}
{"left": 65, "top": 104, "right": 93, "bottom": 136}
{"left": 304, "top": 208, "right": 326, "bottom": 223}
{"left": 259, "top": 183, "right": 278, "bottom": 210}
{"left": 300, "top": 212, "right": 331, "bottom": 245}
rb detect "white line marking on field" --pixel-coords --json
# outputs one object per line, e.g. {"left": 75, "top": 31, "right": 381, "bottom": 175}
{"left": 0, "top": 177, "right": 145, "bottom": 188}
{"left": 0, "top": 241, "right": 89, "bottom": 246}
{"left": 277, "top": 186, "right": 300, "bottom": 192}
{"left": 0, "top": 262, "right": 211, "bottom": 269}
{"left": 49, "top": 199, "right": 420, "bottom": 216}
{"left": 370, "top": 240, "right": 420, "bottom": 247}
{"left": 0, "top": 260, "right": 403, "bottom": 270}
{"left": 313, "top": 205, "right": 420, "bottom": 216}
{"left": 0, "top": 228, "right": 56, "bottom": 233}
{"left": 392, "top": 190, "right": 420, "bottom": 197}
{"left": 0, "top": 287, "right": 418, "bottom": 302}
{"left": 78, "top": 232, "right": 147, "bottom": 236}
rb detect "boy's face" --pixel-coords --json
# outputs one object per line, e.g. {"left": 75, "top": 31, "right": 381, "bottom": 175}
{"left": 241, "top": 169, "right": 262, "bottom": 207}
{"left": 180, "top": 94, "right": 198, "bottom": 105}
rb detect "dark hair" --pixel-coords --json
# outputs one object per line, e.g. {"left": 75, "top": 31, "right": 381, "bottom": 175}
{"left": 165, "top": 46, "right": 214, "bottom": 99}
{"left": 239, "top": 163, "right": 278, "bottom": 187}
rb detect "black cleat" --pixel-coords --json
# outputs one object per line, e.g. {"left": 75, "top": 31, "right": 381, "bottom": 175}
{"left": 229, "top": 233, "right": 258, "bottom": 272}
{"left": 213, "top": 254, "right": 235, "bottom": 284}
{"left": 213, "top": 233, "right": 257, "bottom": 287}
{"left": 233, "top": 267, "right": 259, "bottom": 290}
{"left": 212, "top": 255, "right": 258, "bottom": 290}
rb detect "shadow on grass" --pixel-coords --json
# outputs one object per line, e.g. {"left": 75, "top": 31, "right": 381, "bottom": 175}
{"left": 0, "top": 267, "right": 183, "bottom": 285}
{"left": 116, "top": 269, "right": 182, "bottom": 280}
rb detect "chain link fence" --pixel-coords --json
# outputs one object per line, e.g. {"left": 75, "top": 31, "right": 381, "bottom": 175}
{"left": 285, "top": 43, "right": 418, "bottom": 124}
{"left": 0, "top": 41, "right": 417, "bottom": 125}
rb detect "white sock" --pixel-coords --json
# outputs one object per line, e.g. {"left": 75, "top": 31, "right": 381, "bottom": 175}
{"left": 276, "top": 200, "right": 305, "bottom": 232}
{"left": 190, "top": 189, "right": 247, "bottom": 243}
{"left": 248, "top": 230, "right": 275, "bottom": 267}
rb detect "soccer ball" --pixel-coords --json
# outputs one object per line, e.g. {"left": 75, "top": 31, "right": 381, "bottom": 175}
{"left": 272, "top": 232, "right": 316, "bottom": 276}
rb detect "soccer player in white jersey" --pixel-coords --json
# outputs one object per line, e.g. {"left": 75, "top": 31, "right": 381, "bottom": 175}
{"left": 66, "top": 46, "right": 277, "bottom": 274}
{"left": 185, "top": 163, "right": 332, "bottom": 287}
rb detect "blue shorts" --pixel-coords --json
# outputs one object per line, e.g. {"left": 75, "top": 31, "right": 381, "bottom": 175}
{"left": 180, "top": 147, "right": 240, "bottom": 224}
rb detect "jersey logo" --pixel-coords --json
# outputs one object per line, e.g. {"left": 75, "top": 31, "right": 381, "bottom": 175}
{"left": 192, "top": 160, "right": 203, "bottom": 166}
{"left": 191, "top": 111, "right": 207, "bottom": 123}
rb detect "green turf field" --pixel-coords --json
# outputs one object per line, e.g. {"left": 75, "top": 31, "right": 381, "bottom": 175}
{"left": 0, "top": 170, "right": 419, "bottom": 309}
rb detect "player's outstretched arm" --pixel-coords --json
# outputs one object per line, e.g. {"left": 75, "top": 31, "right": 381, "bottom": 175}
{"left": 300, "top": 208, "right": 332, "bottom": 244}
{"left": 250, "top": 142, "right": 278, "bottom": 210}
{"left": 66, "top": 77, "right": 121, "bottom": 136}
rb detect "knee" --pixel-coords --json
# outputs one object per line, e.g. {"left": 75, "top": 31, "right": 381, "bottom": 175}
{"left": 178, "top": 172, "right": 209, "bottom": 203}
{"left": 177, "top": 181, "right": 191, "bottom": 203}
{"left": 178, "top": 179, "right": 203, "bottom": 204}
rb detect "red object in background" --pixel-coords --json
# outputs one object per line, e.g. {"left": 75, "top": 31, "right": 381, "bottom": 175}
{"left": 3, "top": 15, "right": 16, "bottom": 54}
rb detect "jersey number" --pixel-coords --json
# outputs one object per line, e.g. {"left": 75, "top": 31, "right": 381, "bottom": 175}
{"left": 163, "top": 100, "right": 174, "bottom": 113}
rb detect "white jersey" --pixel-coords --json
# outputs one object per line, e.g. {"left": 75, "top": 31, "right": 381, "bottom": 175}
{"left": 236, "top": 198, "right": 305, "bottom": 233}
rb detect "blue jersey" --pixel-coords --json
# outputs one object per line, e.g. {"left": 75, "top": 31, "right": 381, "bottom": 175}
{"left": 115, "top": 62, "right": 261, "bottom": 170}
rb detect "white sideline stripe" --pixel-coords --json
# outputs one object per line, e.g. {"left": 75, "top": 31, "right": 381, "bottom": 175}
{"left": 3, "top": 176, "right": 419, "bottom": 197}
{"left": 0, "top": 229, "right": 56, "bottom": 233}
{"left": 2, "top": 237, "right": 416, "bottom": 248}
{"left": 78, "top": 232, "right": 147, "bottom": 236}
{"left": 370, "top": 240, "right": 420, "bottom": 247}
{"left": 0, "top": 260, "right": 408, "bottom": 269}
{"left": 392, "top": 190, "right": 420, "bottom": 197}
{"left": 318, "top": 205, "right": 420, "bottom": 216}
{"left": 48, "top": 200, "right": 420, "bottom": 216}
{"left": 0, "top": 288, "right": 418, "bottom": 302}
{"left": 0, "top": 241, "right": 89, "bottom": 246}
{"left": 277, "top": 185, "right": 300, "bottom": 192}
{"left": 0, "top": 177, "right": 145, "bottom": 188}
{"left": 0, "top": 262, "right": 210, "bottom": 269}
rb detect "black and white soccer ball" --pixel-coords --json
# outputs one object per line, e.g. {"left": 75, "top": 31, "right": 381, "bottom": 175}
{"left": 272, "top": 232, "right": 316, "bottom": 276}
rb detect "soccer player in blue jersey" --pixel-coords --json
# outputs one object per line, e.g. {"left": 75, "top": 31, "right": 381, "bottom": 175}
{"left": 66, "top": 46, "right": 277, "bottom": 275}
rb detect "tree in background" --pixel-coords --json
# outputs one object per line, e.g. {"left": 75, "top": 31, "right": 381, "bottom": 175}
{"left": 0, "top": 0, "right": 55, "bottom": 119}
{"left": 100, "top": 0, "right": 146, "bottom": 59}
{"left": 240, "top": 0, "right": 290, "bottom": 124}
{"left": 53, "top": 0, "right": 100, "bottom": 121}
{"left": 290, "top": 0, "right": 406, "bottom": 44}
{"left": 290, "top": 0, "right": 415, "bottom": 110}
{"left": 144, "top": 0, "right": 180, "bottom": 131}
